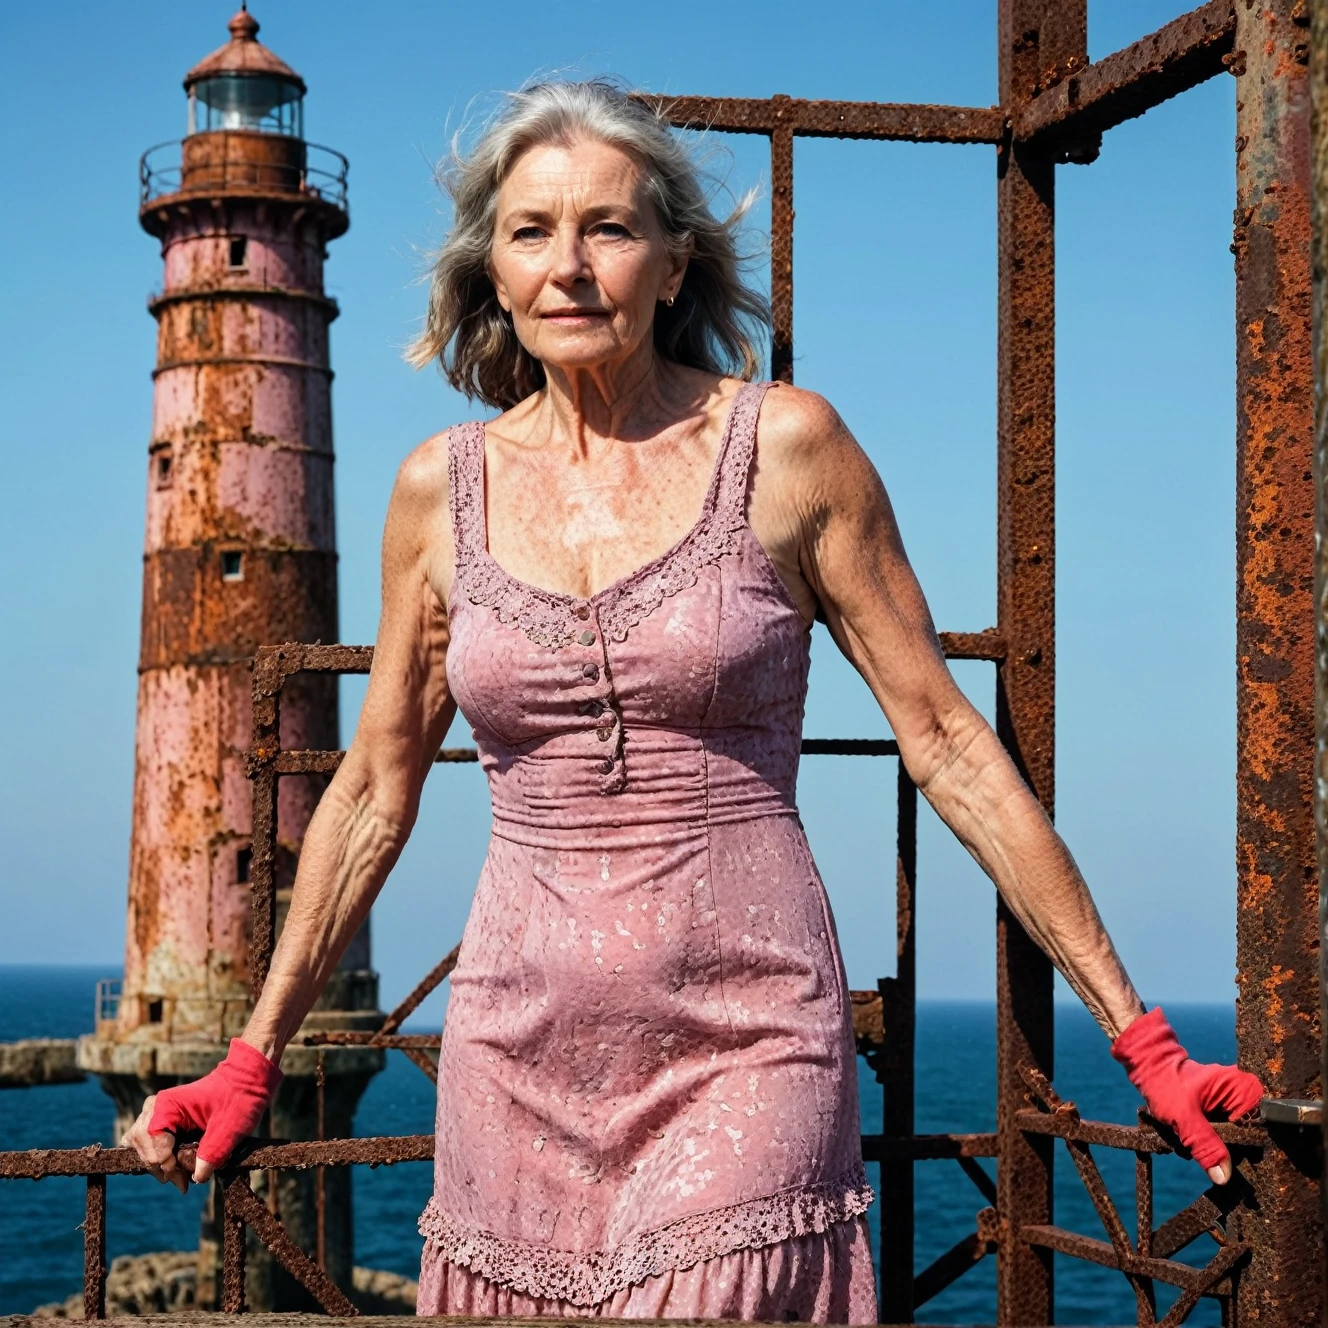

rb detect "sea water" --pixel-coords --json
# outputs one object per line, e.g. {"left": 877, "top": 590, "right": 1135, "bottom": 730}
{"left": 0, "top": 966, "right": 1235, "bottom": 1323}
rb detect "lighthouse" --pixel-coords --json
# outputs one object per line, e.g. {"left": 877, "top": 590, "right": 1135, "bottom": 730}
{"left": 78, "top": 8, "right": 382, "bottom": 1309}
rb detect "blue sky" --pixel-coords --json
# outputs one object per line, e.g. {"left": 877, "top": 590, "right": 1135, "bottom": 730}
{"left": 1, "top": 2, "right": 1238, "bottom": 1021}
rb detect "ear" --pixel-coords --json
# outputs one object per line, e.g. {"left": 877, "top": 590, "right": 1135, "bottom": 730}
{"left": 661, "top": 235, "right": 694, "bottom": 304}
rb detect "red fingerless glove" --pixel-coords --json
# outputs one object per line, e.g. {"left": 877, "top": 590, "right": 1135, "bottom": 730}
{"left": 1111, "top": 1007, "right": 1263, "bottom": 1173}
{"left": 149, "top": 1039, "right": 283, "bottom": 1170}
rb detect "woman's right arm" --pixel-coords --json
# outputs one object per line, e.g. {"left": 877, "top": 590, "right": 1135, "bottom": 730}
{"left": 123, "top": 435, "right": 458, "bottom": 1190}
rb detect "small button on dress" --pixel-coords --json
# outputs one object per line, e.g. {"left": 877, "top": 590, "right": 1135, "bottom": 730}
{"left": 421, "top": 381, "right": 876, "bottom": 1324}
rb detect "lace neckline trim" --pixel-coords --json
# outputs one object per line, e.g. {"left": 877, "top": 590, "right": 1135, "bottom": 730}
{"left": 419, "top": 1165, "right": 874, "bottom": 1307}
{"left": 449, "top": 380, "right": 772, "bottom": 648}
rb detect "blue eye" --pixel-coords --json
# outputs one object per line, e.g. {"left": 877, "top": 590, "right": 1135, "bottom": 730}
{"left": 513, "top": 226, "right": 545, "bottom": 241}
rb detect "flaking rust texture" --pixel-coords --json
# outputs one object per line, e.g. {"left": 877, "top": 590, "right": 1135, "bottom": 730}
{"left": 993, "top": 4, "right": 1081, "bottom": 1324}
{"left": 123, "top": 189, "right": 343, "bottom": 1052}
{"left": 76, "top": 18, "right": 368, "bottom": 1116}
{"left": 1233, "top": 0, "right": 1323, "bottom": 1322}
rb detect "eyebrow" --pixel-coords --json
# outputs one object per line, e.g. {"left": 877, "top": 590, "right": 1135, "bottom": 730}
{"left": 497, "top": 201, "right": 644, "bottom": 229}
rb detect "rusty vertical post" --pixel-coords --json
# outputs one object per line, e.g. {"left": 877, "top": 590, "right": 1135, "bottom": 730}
{"left": 82, "top": 1174, "right": 107, "bottom": 1321}
{"left": 220, "top": 1179, "right": 247, "bottom": 1314}
{"left": 1308, "top": 0, "right": 1328, "bottom": 1319}
{"left": 1234, "top": 2, "right": 1324, "bottom": 1323}
{"left": 316, "top": 1048, "right": 327, "bottom": 1271}
{"left": 769, "top": 106, "right": 794, "bottom": 383}
{"left": 995, "top": 2, "right": 1084, "bottom": 1323}
{"left": 878, "top": 767, "right": 918, "bottom": 1322}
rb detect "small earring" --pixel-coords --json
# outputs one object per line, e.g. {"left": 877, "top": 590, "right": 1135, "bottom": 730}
{"left": 666, "top": 295, "right": 675, "bottom": 308}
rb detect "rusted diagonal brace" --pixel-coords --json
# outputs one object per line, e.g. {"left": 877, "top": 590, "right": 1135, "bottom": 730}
{"left": 398, "top": 1047, "right": 439, "bottom": 1083}
{"left": 1016, "top": 0, "right": 1236, "bottom": 144}
{"left": 958, "top": 1155, "right": 998, "bottom": 1205}
{"left": 1019, "top": 1066, "right": 1134, "bottom": 1256}
{"left": 221, "top": 1173, "right": 358, "bottom": 1317}
{"left": 1152, "top": 1185, "right": 1243, "bottom": 1259}
{"left": 1154, "top": 1239, "right": 1249, "bottom": 1328}
{"left": 912, "top": 1206, "right": 1002, "bottom": 1309}
{"left": 377, "top": 945, "right": 461, "bottom": 1036}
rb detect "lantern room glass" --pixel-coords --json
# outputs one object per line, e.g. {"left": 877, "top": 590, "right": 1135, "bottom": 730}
{"left": 188, "top": 74, "right": 304, "bottom": 137}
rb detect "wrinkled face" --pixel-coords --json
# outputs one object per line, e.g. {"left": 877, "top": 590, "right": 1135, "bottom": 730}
{"left": 488, "top": 137, "right": 687, "bottom": 374}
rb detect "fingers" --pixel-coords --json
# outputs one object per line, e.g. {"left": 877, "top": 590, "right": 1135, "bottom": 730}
{"left": 122, "top": 1095, "right": 189, "bottom": 1193}
{"left": 193, "top": 1154, "right": 215, "bottom": 1185}
{"left": 1175, "top": 1112, "right": 1230, "bottom": 1180}
{"left": 119, "top": 1095, "right": 189, "bottom": 1192}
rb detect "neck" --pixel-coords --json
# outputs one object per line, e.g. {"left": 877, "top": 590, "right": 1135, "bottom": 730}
{"left": 538, "top": 340, "right": 683, "bottom": 456}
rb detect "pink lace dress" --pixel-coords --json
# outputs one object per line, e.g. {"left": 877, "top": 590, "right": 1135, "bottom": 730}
{"left": 416, "top": 381, "right": 877, "bottom": 1322}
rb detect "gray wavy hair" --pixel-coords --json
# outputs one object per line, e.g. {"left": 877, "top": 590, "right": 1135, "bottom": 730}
{"left": 405, "top": 79, "right": 770, "bottom": 409}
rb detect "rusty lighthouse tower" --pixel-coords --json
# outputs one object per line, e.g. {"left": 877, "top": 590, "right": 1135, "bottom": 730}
{"left": 78, "top": 7, "right": 382, "bottom": 1309}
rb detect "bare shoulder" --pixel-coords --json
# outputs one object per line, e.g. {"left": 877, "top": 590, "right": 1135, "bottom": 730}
{"left": 392, "top": 428, "right": 453, "bottom": 513}
{"left": 755, "top": 383, "right": 880, "bottom": 499}
{"left": 382, "top": 428, "right": 458, "bottom": 603}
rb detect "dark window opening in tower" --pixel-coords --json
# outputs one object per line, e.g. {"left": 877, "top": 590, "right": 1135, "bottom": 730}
{"left": 146, "top": 999, "right": 164, "bottom": 1024}
{"left": 228, "top": 236, "right": 248, "bottom": 269}
{"left": 156, "top": 452, "right": 173, "bottom": 487}
{"left": 221, "top": 551, "right": 244, "bottom": 581}
{"left": 236, "top": 846, "right": 253, "bottom": 884}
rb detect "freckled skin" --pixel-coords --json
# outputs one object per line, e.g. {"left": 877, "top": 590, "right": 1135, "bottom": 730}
{"left": 122, "top": 136, "right": 1243, "bottom": 1194}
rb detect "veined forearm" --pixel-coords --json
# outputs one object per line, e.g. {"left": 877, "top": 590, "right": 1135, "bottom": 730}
{"left": 243, "top": 776, "right": 413, "bottom": 1060}
{"left": 918, "top": 724, "right": 1144, "bottom": 1039}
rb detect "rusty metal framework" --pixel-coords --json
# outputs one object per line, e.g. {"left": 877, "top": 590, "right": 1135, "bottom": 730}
{"left": 2, "top": 2, "right": 1323, "bottom": 1324}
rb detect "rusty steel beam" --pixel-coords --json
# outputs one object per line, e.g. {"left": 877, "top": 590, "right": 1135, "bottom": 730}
{"left": 255, "top": 629, "right": 996, "bottom": 707}
{"left": 0, "top": 1135, "right": 436, "bottom": 1181}
{"left": 302, "top": 1033, "right": 440, "bottom": 1049}
{"left": 1021, "top": 1224, "right": 1246, "bottom": 1298}
{"left": 638, "top": 93, "right": 1006, "bottom": 144}
{"left": 82, "top": 1175, "right": 106, "bottom": 1321}
{"left": 0, "top": 1130, "right": 1008, "bottom": 1180}
{"left": 1234, "top": 2, "right": 1325, "bottom": 1323}
{"left": 1014, "top": 1106, "right": 1266, "bottom": 1153}
{"left": 770, "top": 122, "right": 794, "bottom": 382}
{"left": 220, "top": 1179, "right": 247, "bottom": 1315}
{"left": 995, "top": 2, "right": 1081, "bottom": 1322}
{"left": 940, "top": 628, "right": 1008, "bottom": 660}
{"left": 877, "top": 767, "right": 919, "bottom": 1321}
{"left": 1312, "top": 0, "right": 1328, "bottom": 1314}
{"left": 1016, "top": 0, "right": 1236, "bottom": 148}
{"left": 862, "top": 1133, "right": 1000, "bottom": 1160}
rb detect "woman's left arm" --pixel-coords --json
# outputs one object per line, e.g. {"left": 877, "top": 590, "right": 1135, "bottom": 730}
{"left": 759, "top": 389, "right": 1142, "bottom": 1036}
{"left": 753, "top": 389, "right": 1262, "bottom": 1180}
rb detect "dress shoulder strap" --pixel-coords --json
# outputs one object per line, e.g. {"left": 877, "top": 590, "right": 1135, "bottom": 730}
{"left": 712, "top": 380, "right": 776, "bottom": 524}
{"left": 447, "top": 420, "right": 488, "bottom": 569}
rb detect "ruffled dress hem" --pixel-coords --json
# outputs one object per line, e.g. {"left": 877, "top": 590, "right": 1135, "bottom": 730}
{"left": 417, "top": 1169, "right": 875, "bottom": 1307}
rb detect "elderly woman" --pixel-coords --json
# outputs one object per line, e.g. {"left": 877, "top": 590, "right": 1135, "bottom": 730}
{"left": 125, "top": 80, "right": 1262, "bottom": 1323}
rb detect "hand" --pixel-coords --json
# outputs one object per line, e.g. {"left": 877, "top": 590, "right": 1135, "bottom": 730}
{"left": 1111, "top": 1007, "right": 1263, "bottom": 1185}
{"left": 120, "top": 1039, "right": 283, "bottom": 1189}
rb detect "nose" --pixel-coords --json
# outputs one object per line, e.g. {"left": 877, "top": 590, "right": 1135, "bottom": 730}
{"left": 549, "top": 224, "right": 591, "bottom": 287}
